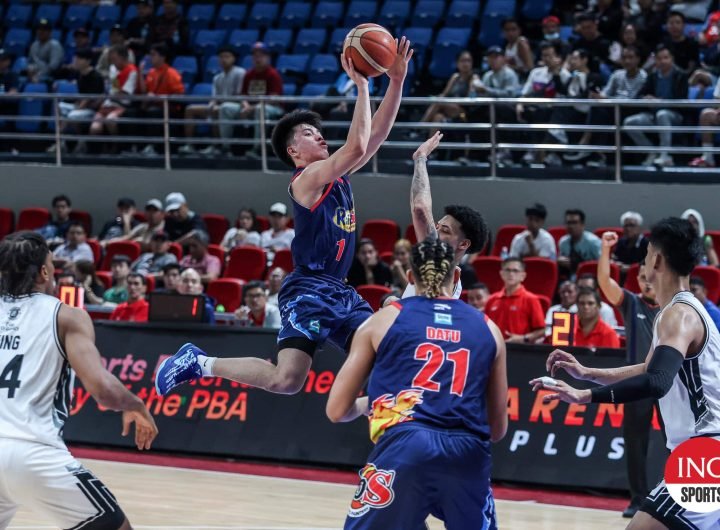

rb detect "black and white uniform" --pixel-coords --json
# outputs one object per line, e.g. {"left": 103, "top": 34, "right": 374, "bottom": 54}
{"left": 641, "top": 291, "right": 720, "bottom": 530}
{"left": 0, "top": 293, "right": 125, "bottom": 530}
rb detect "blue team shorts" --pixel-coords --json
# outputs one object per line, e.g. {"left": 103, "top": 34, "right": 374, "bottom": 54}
{"left": 344, "top": 423, "right": 497, "bottom": 530}
{"left": 277, "top": 271, "right": 373, "bottom": 355}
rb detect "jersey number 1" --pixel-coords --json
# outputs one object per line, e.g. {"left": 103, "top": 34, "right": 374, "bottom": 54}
{"left": 0, "top": 354, "right": 23, "bottom": 399}
{"left": 335, "top": 239, "right": 346, "bottom": 262}
{"left": 412, "top": 343, "right": 469, "bottom": 396}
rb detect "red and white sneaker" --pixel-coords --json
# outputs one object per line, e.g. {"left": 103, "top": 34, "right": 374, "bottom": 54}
{"left": 690, "top": 157, "right": 715, "bottom": 168}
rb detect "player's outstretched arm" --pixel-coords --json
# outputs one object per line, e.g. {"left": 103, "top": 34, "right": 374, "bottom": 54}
{"left": 349, "top": 37, "right": 413, "bottom": 174}
{"left": 598, "top": 232, "right": 623, "bottom": 306}
{"left": 486, "top": 321, "right": 508, "bottom": 442}
{"left": 59, "top": 305, "right": 158, "bottom": 450}
{"left": 410, "top": 132, "right": 443, "bottom": 241}
{"left": 543, "top": 347, "right": 645, "bottom": 386}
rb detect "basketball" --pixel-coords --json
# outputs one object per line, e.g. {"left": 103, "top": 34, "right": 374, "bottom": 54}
{"left": 343, "top": 23, "right": 397, "bottom": 78}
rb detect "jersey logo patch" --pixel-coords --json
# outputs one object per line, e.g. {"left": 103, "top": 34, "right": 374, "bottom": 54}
{"left": 8, "top": 307, "right": 20, "bottom": 320}
{"left": 348, "top": 463, "right": 396, "bottom": 518}
{"left": 333, "top": 207, "right": 356, "bottom": 233}
{"left": 433, "top": 303, "right": 451, "bottom": 311}
{"left": 369, "top": 389, "right": 424, "bottom": 443}
{"left": 309, "top": 320, "right": 320, "bottom": 333}
{"left": 434, "top": 313, "right": 452, "bottom": 325}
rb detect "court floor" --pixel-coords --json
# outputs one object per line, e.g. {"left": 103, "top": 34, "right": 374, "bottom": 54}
{"left": 8, "top": 458, "right": 624, "bottom": 529}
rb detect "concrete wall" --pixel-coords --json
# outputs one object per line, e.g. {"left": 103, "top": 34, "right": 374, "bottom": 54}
{"left": 2, "top": 164, "right": 720, "bottom": 234}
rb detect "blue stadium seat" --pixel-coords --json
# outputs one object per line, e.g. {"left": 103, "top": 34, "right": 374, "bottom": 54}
{"left": 216, "top": 4, "right": 247, "bottom": 30}
{"left": 279, "top": 2, "right": 312, "bottom": 29}
{"left": 156, "top": 4, "right": 183, "bottom": 16}
{"left": 276, "top": 54, "right": 310, "bottom": 83}
{"left": 35, "top": 4, "right": 63, "bottom": 27}
{"left": 187, "top": 5, "right": 215, "bottom": 30}
{"left": 5, "top": 4, "right": 33, "bottom": 28}
{"left": 411, "top": 0, "right": 444, "bottom": 27}
{"left": 344, "top": 1, "right": 378, "bottom": 27}
{"left": 294, "top": 29, "right": 327, "bottom": 55}
{"left": 378, "top": 56, "right": 415, "bottom": 96}
{"left": 17, "top": 83, "right": 48, "bottom": 133}
{"left": 194, "top": 30, "right": 227, "bottom": 57}
{"left": 521, "top": 0, "right": 551, "bottom": 20}
{"left": 704, "top": 86, "right": 715, "bottom": 99}
{"left": 12, "top": 56, "right": 27, "bottom": 74}
{"left": 301, "top": 83, "right": 331, "bottom": 97}
{"left": 95, "top": 29, "right": 110, "bottom": 47}
{"left": 191, "top": 82, "right": 213, "bottom": 98}
{"left": 484, "top": 0, "right": 516, "bottom": 17}
{"left": 478, "top": 12, "right": 506, "bottom": 48}
{"left": 309, "top": 54, "right": 339, "bottom": 84}
{"left": 173, "top": 56, "right": 199, "bottom": 84}
{"left": 64, "top": 5, "right": 95, "bottom": 30}
{"left": 228, "top": 29, "right": 260, "bottom": 57}
{"left": 203, "top": 55, "right": 221, "bottom": 83}
{"left": 247, "top": 3, "right": 279, "bottom": 29}
{"left": 403, "top": 27, "right": 433, "bottom": 64}
{"left": 429, "top": 28, "right": 471, "bottom": 79}
{"left": 378, "top": 0, "right": 410, "bottom": 28}
{"left": 3, "top": 29, "right": 32, "bottom": 57}
{"left": 264, "top": 28, "right": 294, "bottom": 55}
{"left": 559, "top": 25, "right": 574, "bottom": 42}
{"left": 240, "top": 55, "right": 254, "bottom": 71}
{"left": 283, "top": 83, "right": 297, "bottom": 95}
{"left": 312, "top": 2, "right": 344, "bottom": 28}
{"left": 329, "top": 28, "right": 352, "bottom": 54}
{"left": 122, "top": 5, "right": 137, "bottom": 26}
{"left": 446, "top": 1, "right": 479, "bottom": 27}
{"left": 55, "top": 80, "right": 79, "bottom": 94}
{"left": 93, "top": 5, "right": 121, "bottom": 30}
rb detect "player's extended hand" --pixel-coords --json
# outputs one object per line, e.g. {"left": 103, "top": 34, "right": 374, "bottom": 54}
{"left": 340, "top": 52, "right": 368, "bottom": 87}
{"left": 387, "top": 36, "right": 414, "bottom": 81}
{"left": 122, "top": 408, "right": 158, "bottom": 451}
{"left": 602, "top": 231, "right": 619, "bottom": 249}
{"left": 546, "top": 349, "right": 589, "bottom": 381}
{"left": 413, "top": 131, "right": 443, "bottom": 160}
{"left": 528, "top": 377, "right": 591, "bottom": 404}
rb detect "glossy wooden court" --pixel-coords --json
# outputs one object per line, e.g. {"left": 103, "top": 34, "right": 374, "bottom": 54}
{"left": 8, "top": 458, "right": 624, "bottom": 529}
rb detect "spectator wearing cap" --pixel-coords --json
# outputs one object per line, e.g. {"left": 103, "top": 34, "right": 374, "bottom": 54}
{"left": 502, "top": 18, "right": 534, "bottom": 77}
{"left": 662, "top": 11, "right": 699, "bottom": 73}
{"left": 613, "top": 211, "right": 648, "bottom": 270}
{"left": 573, "top": 287, "right": 620, "bottom": 349}
{"left": 234, "top": 281, "right": 281, "bottom": 329}
{"left": 218, "top": 42, "right": 283, "bottom": 158}
{"left": 510, "top": 204, "right": 557, "bottom": 260}
{"left": 47, "top": 48, "right": 105, "bottom": 156}
{"left": 97, "top": 25, "right": 136, "bottom": 81}
{"left": 53, "top": 221, "right": 94, "bottom": 267}
{"left": 177, "top": 268, "right": 216, "bottom": 324}
{"left": 99, "top": 197, "right": 139, "bottom": 243}
{"left": 28, "top": 19, "right": 64, "bottom": 83}
{"left": 37, "top": 194, "right": 73, "bottom": 246}
{"left": 221, "top": 207, "right": 262, "bottom": 252}
{"left": 66, "top": 28, "right": 94, "bottom": 66}
{"left": 103, "top": 254, "right": 132, "bottom": 305}
{"left": 467, "top": 283, "right": 491, "bottom": 311}
{"left": 690, "top": 277, "right": 720, "bottom": 332}
{"left": 127, "top": 0, "right": 156, "bottom": 57}
{"left": 347, "top": 239, "right": 393, "bottom": 288}
{"left": 571, "top": 12, "right": 613, "bottom": 74}
{"left": 179, "top": 230, "right": 221, "bottom": 284}
{"left": 260, "top": 202, "right": 295, "bottom": 264}
{"left": 148, "top": 0, "right": 190, "bottom": 55}
{"left": 163, "top": 192, "right": 208, "bottom": 243}
{"left": 137, "top": 43, "right": 185, "bottom": 157}
{"left": 131, "top": 231, "right": 177, "bottom": 279}
{"left": 121, "top": 199, "right": 166, "bottom": 251}
{"left": 109, "top": 273, "right": 149, "bottom": 322}
{"left": 179, "top": 47, "right": 246, "bottom": 156}
{"left": 558, "top": 209, "right": 601, "bottom": 275}
{"left": 478, "top": 47, "right": 520, "bottom": 98}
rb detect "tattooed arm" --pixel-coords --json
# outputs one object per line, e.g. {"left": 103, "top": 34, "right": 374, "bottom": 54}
{"left": 411, "top": 132, "right": 443, "bottom": 241}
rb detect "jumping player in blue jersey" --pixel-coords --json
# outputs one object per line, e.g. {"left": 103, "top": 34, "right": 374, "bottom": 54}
{"left": 155, "top": 39, "right": 413, "bottom": 397}
{"left": 327, "top": 238, "right": 508, "bottom": 529}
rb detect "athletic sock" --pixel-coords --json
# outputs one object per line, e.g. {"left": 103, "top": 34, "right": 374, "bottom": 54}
{"left": 197, "top": 355, "right": 216, "bottom": 377}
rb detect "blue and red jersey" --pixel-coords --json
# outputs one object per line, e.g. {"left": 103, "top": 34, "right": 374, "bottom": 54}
{"left": 367, "top": 297, "right": 498, "bottom": 443}
{"left": 289, "top": 168, "right": 356, "bottom": 281}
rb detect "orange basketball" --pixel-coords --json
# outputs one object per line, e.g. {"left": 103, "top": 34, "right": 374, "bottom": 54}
{"left": 343, "top": 23, "right": 397, "bottom": 78}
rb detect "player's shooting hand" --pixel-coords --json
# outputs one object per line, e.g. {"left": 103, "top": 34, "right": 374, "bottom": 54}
{"left": 413, "top": 131, "right": 443, "bottom": 160}
{"left": 387, "top": 36, "right": 414, "bottom": 81}
{"left": 122, "top": 408, "right": 158, "bottom": 451}
{"left": 341, "top": 53, "right": 368, "bottom": 87}
{"left": 528, "top": 378, "right": 591, "bottom": 404}
{"left": 546, "top": 349, "right": 589, "bottom": 380}
{"left": 602, "top": 231, "right": 619, "bottom": 248}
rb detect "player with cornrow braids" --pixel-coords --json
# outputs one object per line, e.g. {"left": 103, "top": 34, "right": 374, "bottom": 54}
{"left": 328, "top": 237, "right": 508, "bottom": 529}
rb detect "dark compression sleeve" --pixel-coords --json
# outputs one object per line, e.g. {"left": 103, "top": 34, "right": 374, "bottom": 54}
{"left": 590, "top": 345, "right": 685, "bottom": 404}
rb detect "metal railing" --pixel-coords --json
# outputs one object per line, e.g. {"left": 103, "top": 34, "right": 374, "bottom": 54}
{"left": 2, "top": 92, "right": 720, "bottom": 181}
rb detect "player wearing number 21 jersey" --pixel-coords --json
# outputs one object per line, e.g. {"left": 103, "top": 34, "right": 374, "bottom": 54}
{"left": 328, "top": 238, "right": 508, "bottom": 530}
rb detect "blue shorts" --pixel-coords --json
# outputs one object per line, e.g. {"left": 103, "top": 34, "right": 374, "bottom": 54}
{"left": 277, "top": 271, "right": 373, "bottom": 354}
{"left": 344, "top": 423, "right": 497, "bottom": 530}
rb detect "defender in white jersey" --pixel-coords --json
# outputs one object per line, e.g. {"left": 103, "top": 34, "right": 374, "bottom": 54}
{"left": 532, "top": 217, "right": 720, "bottom": 530}
{"left": 0, "top": 232, "right": 158, "bottom": 530}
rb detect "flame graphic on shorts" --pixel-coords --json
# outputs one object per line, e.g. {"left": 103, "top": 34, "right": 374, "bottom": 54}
{"left": 369, "top": 389, "right": 424, "bottom": 443}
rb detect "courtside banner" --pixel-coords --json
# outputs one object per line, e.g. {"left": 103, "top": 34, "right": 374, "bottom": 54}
{"left": 64, "top": 323, "right": 668, "bottom": 490}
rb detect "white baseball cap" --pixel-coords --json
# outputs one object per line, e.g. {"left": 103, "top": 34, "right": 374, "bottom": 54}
{"left": 164, "top": 192, "right": 187, "bottom": 212}
{"left": 269, "top": 202, "right": 288, "bottom": 216}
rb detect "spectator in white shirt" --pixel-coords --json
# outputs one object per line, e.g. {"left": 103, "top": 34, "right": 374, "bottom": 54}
{"left": 545, "top": 280, "right": 578, "bottom": 335}
{"left": 53, "top": 222, "right": 94, "bottom": 267}
{"left": 221, "top": 207, "right": 262, "bottom": 252}
{"left": 266, "top": 267, "right": 287, "bottom": 306}
{"left": 261, "top": 202, "right": 295, "bottom": 264}
{"left": 234, "top": 280, "right": 281, "bottom": 329}
{"left": 509, "top": 203, "right": 557, "bottom": 260}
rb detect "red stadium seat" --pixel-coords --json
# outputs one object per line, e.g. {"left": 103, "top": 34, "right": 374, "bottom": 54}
{"left": 547, "top": 226, "right": 567, "bottom": 249}
{"left": 361, "top": 219, "right": 400, "bottom": 254}
{"left": 593, "top": 226, "right": 623, "bottom": 239}
{"left": 287, "top": 218, "right": 294, "bottom": 229}
{"left": 706, "top": 230, "right": 720, "bottom": 259}
{"left": 133, "top": 212, "right": 147, "bottom": 223}
{"left": 523, "top": 257, "right": 558, "bottom": 300}
{"left": 86, "top": 239, "right": 102, "bottom": 267}
{"left": 270, "top": 248, "right": 294, "bottom": 274}
{"left": 623, "top": 263, "right": 641, "bottom": 294}
{"left": 405, "top": 224, "right": 417, "bottom": 244}
{"left": 380, "top": 251, "right": 394, "bottom": 265}
{"left": 576, "top": 260, "right": 620, "bottom": 284}
{"left": 100, "top": 241, "right": 141, "bottom": 270}
{"left": 536, "top": 294, "right": 551, "bottom": 316}
{"left": 491, "top": 224, "right": 524, "bottom": 256}
{"left": 17, "top": 207, "right": 50, "bottom": 230}
{"left": 356, "top": 284, "right": 392, "bottom": 312}
{"left": 460, "top": 289, "right": 468, "bottom": 302}
{"left": 207, "top": 244, "right": 226, "bottom": 269}
{"left": 224, "top": 246, "right": 266, "bottom": 281}
{"left": 692, "top": 266, "right": 720, "bottom": 303}
{"left": 470, "top": 256, "right": 503, "bottom": 294}
{"left": 0, "top": 208, "right": 15, "bottom": 238}
{"left": 207, "top": 278, "right": 246, "bottom": 312}
{"left": 96, "top": 271, "right": 112, "bottom": 290}
{"left": 202, "top": 214, "right": 230, "bottom": 245}
{"left": 144, "top": 275, "right": 156, "bottom": 293}
{"left": 69, "top": 210, "right": 93, "bottom": 236}
{"left": 255, "top": 215, "right": 271, "bottom": 232}
{"left": 168, "top": 242, "right": 182, "bottom": 261}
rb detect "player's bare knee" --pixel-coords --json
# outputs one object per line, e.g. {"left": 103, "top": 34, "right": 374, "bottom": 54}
{"left": 267, "top": 371, "right": 306, "bottom": 394}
